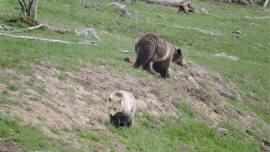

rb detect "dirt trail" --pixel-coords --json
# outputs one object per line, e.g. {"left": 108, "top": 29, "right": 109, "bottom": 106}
{"left": 0, "top": 59, "right": 262, "bottom": 151}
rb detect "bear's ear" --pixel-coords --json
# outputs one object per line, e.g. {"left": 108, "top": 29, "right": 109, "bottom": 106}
{"left": 176, "top": 48, "right": 182, "bottom": 54}
{"left": 115, "top": 92, "right": 123, "bottom": 98}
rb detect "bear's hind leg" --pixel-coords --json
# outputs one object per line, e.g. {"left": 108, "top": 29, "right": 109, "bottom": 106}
{"left": 143, "top": 61, "right": 160, "bottom": 76}
{"left": 127, "top": 118, "right": 132, "bottom": 127}
{"left": 110, "top": 115, "right": 121, "bottom": 128}
{"left": 153, "top": 60, "right": 170, "bottom": 78}
{"left": 143, "top": 61, "right": 150, "bottom": 70}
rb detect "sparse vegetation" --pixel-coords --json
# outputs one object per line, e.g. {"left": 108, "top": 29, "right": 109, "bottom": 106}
{"left": 109, "top": 116, "right": 261, "bottom": 152}
{"left": 175, "top": 101, "right": 197, "bottom": 118}
{"left": 0, "top": 114, "right": 70, "bottom": 151}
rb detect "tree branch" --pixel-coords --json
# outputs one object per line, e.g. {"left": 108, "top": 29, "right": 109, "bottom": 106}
{"left": 27, "top": 0, "right": 34, "bottom": 16}
{"left": 21, "top": 0, "right": 29, "bottom": 13}
{"left": 17, "top": 0, "right": 27, "bottom": 14}
{"left": 28, "top": 0, "right": 38, "bottom": 21}
{"left": 0, "top": 32, "right": 96, "bottom": 45}
{"left": 264, "top": 0, "right": 269, "bottom": 8}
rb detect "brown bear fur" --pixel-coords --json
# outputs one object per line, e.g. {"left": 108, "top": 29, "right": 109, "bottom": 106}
{"left": 134, "top": 33, "right": 185, "bottom": 78}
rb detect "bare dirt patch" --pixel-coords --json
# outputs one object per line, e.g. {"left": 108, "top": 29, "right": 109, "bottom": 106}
{"left": 0, "top": 59, "right": 263, "bottom": 151}
{"left": 0, "top": 138, "right": 26, "bottom": 152}
{"left": 0, "top": 83, "right": 5, "bottom": 92}
{"left": 123, "top": 58, "right": 258, "bottom": 129}
{"left": 169, "top": 61, "right": 243, "bottom": 126}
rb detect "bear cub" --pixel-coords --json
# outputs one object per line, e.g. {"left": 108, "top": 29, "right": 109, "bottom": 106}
{"left": 107, "top": 90, "right": 136, "bottom": 128}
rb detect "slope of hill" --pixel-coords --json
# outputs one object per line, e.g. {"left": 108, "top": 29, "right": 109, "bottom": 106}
{"left": 0, "top": 0, "right": 269, "bottom": 151}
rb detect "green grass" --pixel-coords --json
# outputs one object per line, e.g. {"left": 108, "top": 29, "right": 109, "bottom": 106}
{"left": 0, "top": 0, "right": 269, "bottom": 151}
{"left": 163, "top": 121, "right": 261, "bottom": 152}
{"left": 175, "top": 101, "right": 197, "bottom": 118}
{"left": 0, "top": 114, "right": 71, "bottom": 151}
{"left": 75, "top": 129, "right": 111, "bottom": 151}
{"left": 109, "top": 113, "right": 260, "bottom": 152}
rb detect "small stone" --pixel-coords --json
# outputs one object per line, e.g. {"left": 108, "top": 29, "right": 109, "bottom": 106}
{"left": 213, "top": 52, "right": 240, "bottom": 61}
{"left": 81, "top": 2, "right": 101, "bottom": 11}
{"left": 200, "top": 8, "right": 209, "bottom": 15}
{"left": 109, "top": 2, "right": 127, "bottom": 10}
{"left": 262, "top": 139, "right": 270, "bottom": 147}
{"left": 75, "top": 28, "right": 100, "bottom": 41}
{"left": 250, "top": 22, "right": 257, "bottom": 26}
{"left": 115, "top": 143, "right": 120, "bottom": 148}
{"left": 120, "top": 50, "right": 129, "bottom": 53}
{"left": 232, "top": 30, "right": 242, "bottom": 35}
{"left": 217, "top": 128, "right": 228, "bottom": 136}
{"left": 119, "top": 7, "right": 138, "bottom": 20}
{"left": 220, "top": 91, "right": 241, "bottom": 101}
{"left": 56, "top": 28, "right": 69, "bottom": 34}
{"left": 109, "top": 2, "right": 138, "bottom": 20}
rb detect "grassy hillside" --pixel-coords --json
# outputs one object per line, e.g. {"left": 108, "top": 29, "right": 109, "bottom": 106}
{"left": 0, "top": 0, "right": 269, "bottom": 151}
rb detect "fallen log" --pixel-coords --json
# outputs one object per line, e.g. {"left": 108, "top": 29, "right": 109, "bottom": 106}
{"left": 140, "top": 0, "right": 190, "bottom": 7}
{"left": 0, "top": 32, "right": 96, "bottom": 45}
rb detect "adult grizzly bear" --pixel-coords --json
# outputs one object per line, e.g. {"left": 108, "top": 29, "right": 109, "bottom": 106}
{"left": 107, "top": 90, "right": 136, "bottom": 128}
{"left": 134, "top": 33, "right": 186, "bottom": 78}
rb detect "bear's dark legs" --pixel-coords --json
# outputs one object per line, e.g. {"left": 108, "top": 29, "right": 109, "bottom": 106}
{"left": 133, "top": 60, "right": 141, "bottom": 69}
{"left": 110, "top": 112, "right": 133, "bottom": 128}
{"left": 121, "top": 115, "right": 132, "bottom": 127}
{"left": 159, "top": 67, "right": 170, "bottom": 78}
{"left": 127, "top": 118, "right": 132, "bottom": 127}
{"left": 143, "top": 61, "right": 171, "bottom": 78}
{"left": 153, "top": 60, "right": 170, "bottom": 78}
{"left": 134, "top": 44, "right": 155, "bottom": 69}
{"left": 110, "top": 114, "right": 121, "bottom": 128}
{"left": 142, "top": 61, "right": 150, "bottom": 70}
{"left": 143, "top": 61, "right": 161, "bottom": 76}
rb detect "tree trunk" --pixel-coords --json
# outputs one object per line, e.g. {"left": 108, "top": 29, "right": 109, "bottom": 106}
{"left": 17, "top": 0, "right": 38, "bottom": 21}
{"left": 28, "top": 0, "right": 38, "bottom": 21}
{"left": 18, "top": 0, "right": 27, "bottom": 14}
{"left": 264, "top": 0, "right": 269, "bottom": 7}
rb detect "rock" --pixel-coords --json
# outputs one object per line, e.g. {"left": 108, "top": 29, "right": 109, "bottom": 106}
{"left": 120, "top": 50, "right": 129, "bottom": 53}
{"left": 81, "top": 2, "right": 102, "bottom": 11}
{"left": 109, "top": 2, "right": 138, "bottom": 20}
{"left": 187, "top": 76, "right": 199, "bottom": 89}
{"left": 213, "top": 52, "right": 240, "bottom": 61}
{"left": 119, "top": 7, "right": 138, "bottom": 20}
{"left": 56, "top": 28, "right": 70, "bottom": 34}
{"left": 217, "top": 128, "right": 228, "bottom": 136}
{"left": 262, "top": 139, "right": 270, "bottom": 151}
{"left": 75, "top": 28, "right": 101, "bottom": 41}
{"left": 262, "top": 139, "right": 270, "bottom": 147}
{"left": 128, "top": 0, "right": 137, "bottom": 3}
{"left": 240, "top": 0, "right": 250, "bottom": 5}
{"left": 232, "top": 30, "right": 242, "bottom": 38}
{"left": 232, "top": 30, "right": 242, "bottom": 35}
{"left": 109, "top": 2, "right": 127, "bottom": 10}
{"left": 221, "top": 0, "right": 232, "bottom": 3}
{"left": 168, "top": 68, "right": 174, "bottom": 74}
{"left": 200, "top": 8, "right": 209, "bottom": 15}
{"left": 220, "top": 91, "right": 241, "bottom": 101}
